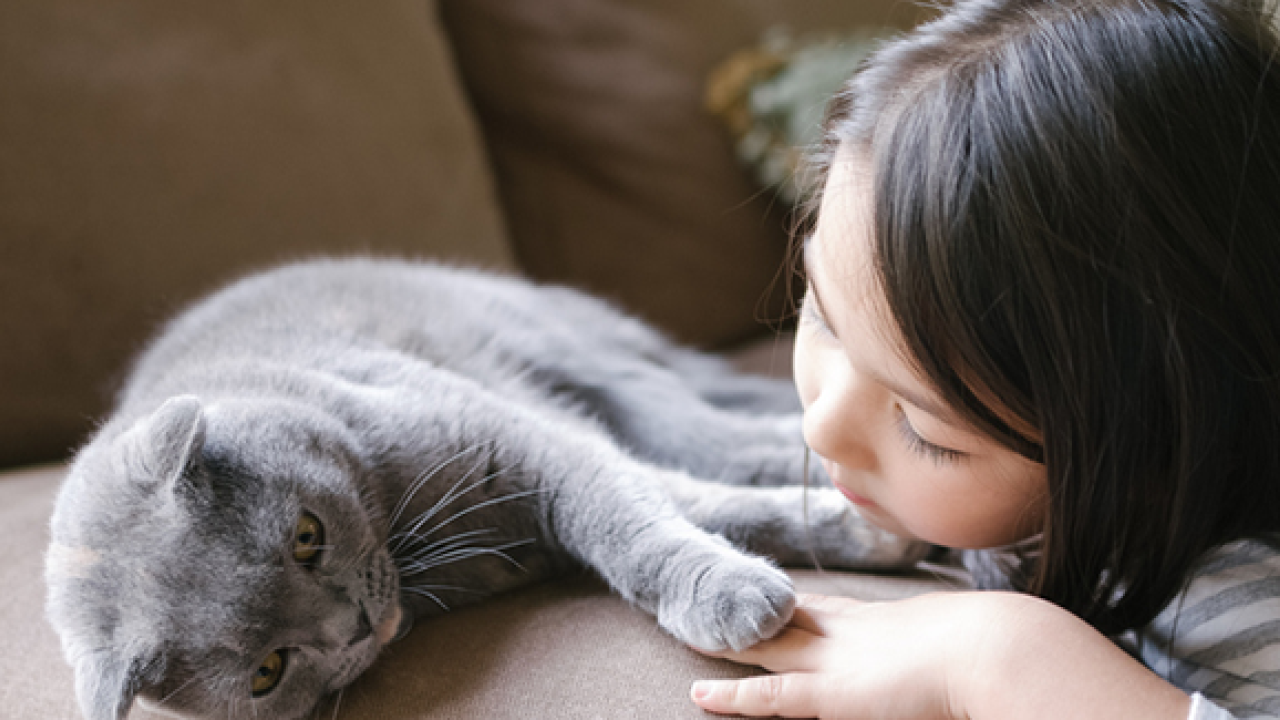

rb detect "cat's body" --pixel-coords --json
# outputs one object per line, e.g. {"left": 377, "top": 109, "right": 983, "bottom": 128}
{"left": 45, "top": 259, "right": 925, "bottom": 720}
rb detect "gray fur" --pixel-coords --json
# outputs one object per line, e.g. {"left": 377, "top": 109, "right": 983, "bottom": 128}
{"left": 45, "top": 259, "right": 926, "bottom": 720}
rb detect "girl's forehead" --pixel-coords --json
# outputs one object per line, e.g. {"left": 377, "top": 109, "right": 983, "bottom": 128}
{"left": 809, "top": 161, "right": 957, "bottom": 421}
{"left": 813, "top": 157, "right": 875, "bottom": 293}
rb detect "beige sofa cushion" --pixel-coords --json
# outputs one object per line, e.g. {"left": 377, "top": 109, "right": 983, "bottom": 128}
{"left": 439, "top": 0, "right": 927, "bottom": 349}
{"left": 0, "top": 0, "right": 514, "bottom": 468}
{"left": 4, "top": 463, "right": 944, "bottom": 719}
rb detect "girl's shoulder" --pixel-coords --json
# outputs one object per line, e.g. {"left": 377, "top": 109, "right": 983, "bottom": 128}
{"left": 1183, "top": 536, "right": 1280, "bottom": 590}
{"left": 1130, "top": 536, "right": 1280, "bottom": 716}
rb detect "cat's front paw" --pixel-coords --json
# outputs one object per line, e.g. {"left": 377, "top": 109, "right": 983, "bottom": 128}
{"left": 658, "top": 554, "right": 795, "bottom": 652}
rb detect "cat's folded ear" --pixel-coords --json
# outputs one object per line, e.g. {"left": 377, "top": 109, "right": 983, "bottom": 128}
{"left": 122, "top": 395, "right": 206, "bottom": 494}
{"left": 74, "top": 649, "right": 146, "bottom": 720}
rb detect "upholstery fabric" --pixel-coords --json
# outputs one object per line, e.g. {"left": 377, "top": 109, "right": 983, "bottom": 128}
{"left": 438, "top": 0, "right": 927, "bottom": 348}
{"left": 0, "top": 0, "right": 513, "bottom": 468}
{"left": 0, "top": 3, "right": 951, "bottom": 717}
{"left": 2, "top": 462, "right": 945, "bottom": 720}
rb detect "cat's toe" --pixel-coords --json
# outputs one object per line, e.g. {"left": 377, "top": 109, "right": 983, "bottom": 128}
{"left": 658, "top": 557, "right": 795, "bottom": 652}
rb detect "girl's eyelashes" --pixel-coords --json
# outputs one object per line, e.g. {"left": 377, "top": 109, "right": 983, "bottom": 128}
{"left": 894, "top": 406, "right": 967, "bottom": 465}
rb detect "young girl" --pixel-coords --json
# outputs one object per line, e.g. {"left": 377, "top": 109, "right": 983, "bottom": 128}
{"left": 691, "top": 0, "right": 1280, "bottom": 717}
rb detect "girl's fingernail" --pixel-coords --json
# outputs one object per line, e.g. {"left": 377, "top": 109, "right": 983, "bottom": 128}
{"left": 691, "top": 681, "right": 719, "bottom": 701}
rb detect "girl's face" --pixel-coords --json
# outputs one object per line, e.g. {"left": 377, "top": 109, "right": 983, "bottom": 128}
{"left": 794, "top": 153, "right": 1048, "bottom": 549}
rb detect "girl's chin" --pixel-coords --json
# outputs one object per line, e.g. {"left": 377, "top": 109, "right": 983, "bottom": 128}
{"left": 852, "top": 503, "right": 915, "bottom": 541}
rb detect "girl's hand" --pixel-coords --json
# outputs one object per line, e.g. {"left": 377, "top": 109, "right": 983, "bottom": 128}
{"left": 690, "top": 591, "right": 997, "bottom": 719}
{"left": 691, "top": 591, "right": 1193, "bottom": 720}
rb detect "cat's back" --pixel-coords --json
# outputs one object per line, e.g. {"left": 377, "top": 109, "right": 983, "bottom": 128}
{"left": 119, "top": 258, "right": 646, "bottom": 409}
{"left": 126, "top": 258, "right": 498, "bottom": 372}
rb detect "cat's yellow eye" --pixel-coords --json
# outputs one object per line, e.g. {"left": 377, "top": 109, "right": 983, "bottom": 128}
{"left": 251, "top": 650, "right": 285, "bottom": 697}
{"left": 292, "top": 512, "right": 324, "bottom": 566}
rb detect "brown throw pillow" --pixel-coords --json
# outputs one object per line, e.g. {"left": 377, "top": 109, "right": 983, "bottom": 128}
{"left": 439, "top": 0, "right": 925, "bottom": 347}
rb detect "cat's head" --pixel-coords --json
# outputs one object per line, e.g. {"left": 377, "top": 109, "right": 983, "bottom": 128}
{"left": 46, "top": 395, "right": 404, "bottom": 720}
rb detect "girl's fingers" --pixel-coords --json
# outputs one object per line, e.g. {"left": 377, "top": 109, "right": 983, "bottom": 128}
{"left": 693, "top": 595, "right": 866, "bottom": 673}
{"left": 797, "top": 592, "right": 864, "bottom": 614}
{"left": 703, "top": 627, "right": 828, "bottom": 673}
{"left": 691, "top": 673, "right": 826, "bottom": 718}
{"left": 790, "top": 593, "right": 864, "bottom": 635}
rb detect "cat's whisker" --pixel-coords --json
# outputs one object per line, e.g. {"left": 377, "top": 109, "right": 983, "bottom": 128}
{"left": 386, "top": 441, "right": 489, "bottom": 532}
{"left": 396, "top": 527, "right": 501, "bottom": 563}
{"left": 399, "top": 542, "right": 487, "bottom": 571}
{"left": 395, "top": 531, "right": 535, "bottom": 571}
{"left": 157, "top": 672, "right": 204, "bottom": 707}
{"left": 416, "top": 488, "right": 546, "bottom": 541}
{"left": 402, "top": 583, "right": 484, "bottom": 594}
{"left": 390, "top": 448, "right": 500, "bottom": 554}
{"left": 421, "top": 467, "right": 508, "bottom": 528}
{"left": 330, "top": 687, "right": 345, "bottom": 720}
{"left": 397, "top": 539, "right": 536, "bottom": 576}
{"left": 389, "top": 515, "right": 503, "bottom": 557}
{"left": 413, "top": 443, "right": 498, "bottom": 520}
{"left": 390, "top": 526, "right": 497, "bottom": 556}
{"left": 216, "top": 670, "right": 242, "bottom": 720}
{"left": 402, "top": 586, "right": 450, "bottom": 612}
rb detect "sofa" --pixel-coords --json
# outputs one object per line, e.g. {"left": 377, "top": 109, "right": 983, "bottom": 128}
{"left": 0, "top": 1, "right": 945, "bottom": 717}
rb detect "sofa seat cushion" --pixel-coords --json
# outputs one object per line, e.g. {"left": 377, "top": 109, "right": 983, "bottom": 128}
{"left": 7, "top": 462, "right": 945, "bottom": 719}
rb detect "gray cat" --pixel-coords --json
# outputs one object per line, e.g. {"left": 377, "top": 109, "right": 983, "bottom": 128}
{"left": 44, "top": 258, "right": 925, "bottom": 720}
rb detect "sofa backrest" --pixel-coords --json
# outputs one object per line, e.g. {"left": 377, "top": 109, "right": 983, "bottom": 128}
{"left": 0, "top": 0, "right": 922, "bottom": 469}
{"left": 440, "top": 0, "right": 924, "bottom": 348}
{"left": 0, "top": 0, "right": 513, "bottom": 467}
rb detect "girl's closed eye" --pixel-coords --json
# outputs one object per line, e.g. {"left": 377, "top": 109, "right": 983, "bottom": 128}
{"left": 894, "top": 405, "right": 967, "bottom": 465}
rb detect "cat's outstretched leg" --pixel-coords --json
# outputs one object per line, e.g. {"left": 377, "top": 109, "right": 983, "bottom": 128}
{"left": 543, "top": 355, "right": 817, "bottom": 487}
{"left": 363, "top": 370, "right": 798, "bottom": 652}
{"left": 657, "top": 471, "right": 932, "bottom": 571}
{"left": 531, "top": 285, "right": 802, "bottom": 415}
{"left": 515, "top": 431, "right": 799, "bottom": 652}
{"left": 662, "top": 345, "right": 803, "bottom": 415}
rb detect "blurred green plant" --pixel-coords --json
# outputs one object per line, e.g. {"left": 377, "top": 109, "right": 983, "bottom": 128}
{"left": 706, "top": 28, "right": 890, "bottom": 204}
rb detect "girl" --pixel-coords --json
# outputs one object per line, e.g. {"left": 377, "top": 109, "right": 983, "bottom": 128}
{"left": 691, "top": 0, "right": 1280, "bottom": 717}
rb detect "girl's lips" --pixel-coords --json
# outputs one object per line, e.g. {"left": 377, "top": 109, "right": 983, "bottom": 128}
{"left": 835, "top": 483, "right": 878, "bottom": 509}
{"left": 821, "top": 461, "right": 878, "bottom": 509}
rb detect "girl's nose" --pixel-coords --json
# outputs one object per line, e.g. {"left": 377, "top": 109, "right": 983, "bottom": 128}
{"left": 802, "top": 366, "right": 879, "bottom": 473}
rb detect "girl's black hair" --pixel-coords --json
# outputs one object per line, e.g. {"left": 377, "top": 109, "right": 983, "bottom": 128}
{"left": 817, "top": 0, "right": 1280, "bottom": 634}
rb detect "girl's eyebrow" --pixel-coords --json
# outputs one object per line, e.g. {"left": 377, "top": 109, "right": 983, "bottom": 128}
{"left": 803, "top": 236, "right": 959, "bottom": 425}
{"left": 802, "top": 239, "right": 836, "bottom": 334}
{"left": 802, "top": 239, "right": 848, "bottom": 349}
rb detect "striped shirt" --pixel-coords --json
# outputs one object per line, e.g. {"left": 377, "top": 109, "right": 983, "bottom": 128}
{"left": 957, "top": 539, "right": 1280, "bottom": 719}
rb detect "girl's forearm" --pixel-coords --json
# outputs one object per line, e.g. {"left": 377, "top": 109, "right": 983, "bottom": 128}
{"left": 965, "top": 593, "right": 1192, "bottom": 720}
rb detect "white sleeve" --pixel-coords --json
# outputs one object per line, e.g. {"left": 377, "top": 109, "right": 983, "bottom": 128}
{"left": 1190, "top": 693, "right": 1241, "bottom": 720}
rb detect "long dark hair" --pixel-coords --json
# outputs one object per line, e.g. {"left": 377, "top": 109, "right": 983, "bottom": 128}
{"left": 815, "top": 0, "right": 1280, "bottom": 635}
